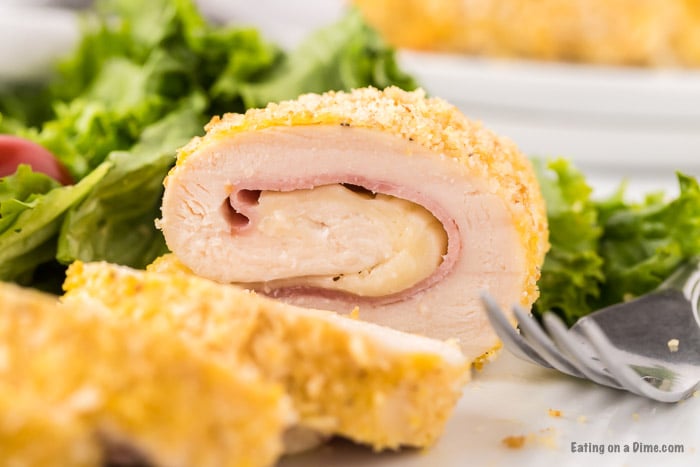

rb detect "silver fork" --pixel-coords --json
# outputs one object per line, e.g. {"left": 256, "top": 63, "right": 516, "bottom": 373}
{"left": 481, "top": 258, "right": 700, "bottom": 403}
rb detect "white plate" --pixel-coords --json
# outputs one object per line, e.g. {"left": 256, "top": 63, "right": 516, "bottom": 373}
{"left": 398, "top": 51, "right": 700, "bottom": 176}
{"left": 281, "top": 351, "right": 700, "bottom": 467}
{"left": 0, "top": 4, "right": 79, "bottom": 83}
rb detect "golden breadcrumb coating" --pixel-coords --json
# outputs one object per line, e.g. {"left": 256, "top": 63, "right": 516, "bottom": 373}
{"left": 149, "top": 253, "right": 507, "bottom": 371}
{"left": 0, "top": 389, "right": 99, "bottom": 467}
{"left": 64, "top": 261, "right": 470, "bottom": 450}
{"left": 149, "top": 252, "right": 505, "bottom": 370}
{"left": 0, "top": 281, "right": 289, "bottom": 467}
{"left": 172, "top": 86, "right": 548, "bottom": 308}
{"left": 355, "top": 0, "right": 700, "bottom": 67}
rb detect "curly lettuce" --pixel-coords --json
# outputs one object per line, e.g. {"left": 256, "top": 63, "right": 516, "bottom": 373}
{"left": 595, "top": 173, "right": 700, "bottom": 306}
{"left": 0, "top": 163, "right": 110, "bottom": 284}
{"left": 532, "top": 158, "right": 604, "bottom": 323}
{"left": 534, "top": 159, "right": 700, "bottom": 324}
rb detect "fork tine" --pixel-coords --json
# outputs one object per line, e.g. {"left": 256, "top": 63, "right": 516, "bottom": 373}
{"left": 578, "top": 320, "right": 688, "bottom": 403}
{"left": 511, "top": 305, "right": 586, "bottom": 379}
{"left": 542, "top": 312, "right": 624, "bottom": 390}
{"left": 480, "top": 291, "right": 553, "bottom": 369}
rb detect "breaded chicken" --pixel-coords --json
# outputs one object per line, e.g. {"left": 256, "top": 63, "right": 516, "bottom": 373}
{"left": 0, "top": 281, "right": 291, "bottom": 467}
{"left": 157, "top": 86, "right": 548, "bottom": 362}
{"left": 63, "top": 260, "right": 470, "bottom": 450}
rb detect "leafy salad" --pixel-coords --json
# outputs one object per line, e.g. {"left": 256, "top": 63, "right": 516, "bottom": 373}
{"left": 1, "top": 0, "right": 699, "bottom": 324}
{"left": 533, "top": 159, "right": 700, "bottom": 324}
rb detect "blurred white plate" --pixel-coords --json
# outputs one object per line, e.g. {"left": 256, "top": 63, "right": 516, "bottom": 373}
{"left": 399, "top": 51, "right": 700, "bottom": 176}
{"left": 0, "top": 4, "right": 79, "bottom": 83}
{"left": 0, "top": 0, "right": 345, "bottom": 83}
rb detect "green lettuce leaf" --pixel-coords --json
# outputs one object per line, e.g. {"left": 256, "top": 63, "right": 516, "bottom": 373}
{"left": 57, "top": 96, "right": 206, "bottom": 268}
{"left": 31, "top": 55, "right": 183, "bottom": 179}
{"left": 0, "top": 84, "right": 54, "bottom": 131}
{"left": 595, "top": 173, "right": 700, "bottom": 306}
{"left": 534, "top": 159, "right": 700, "bottom": 324}
{"left": 239, "top": 9, "right": 417, "bottom": 108}
{"left": 0, "top": 163, "right": 111, "bottom": 283}
{"left": 532, "top": 158, "right": 604, "bottom": 324}
{"left": 25, "top": 0, "right": 279, "bottom": 181}
{"left": 0, "top": 166, "right": 60, "bottom": 233}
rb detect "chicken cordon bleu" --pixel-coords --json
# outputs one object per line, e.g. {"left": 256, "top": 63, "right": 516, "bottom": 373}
{"left": 0, "top": 281, "right": 291, "bottom": 467}
{"left": 63, "top": 261, "right": 470, "bottom": 451}
{"left": 157, "top": 86, "right": 549, "bottom": 362}
{"left": 354, "top": 0, "right": 700, "bottom": 67}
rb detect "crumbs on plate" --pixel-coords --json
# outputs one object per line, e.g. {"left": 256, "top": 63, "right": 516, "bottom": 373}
{"left": 501, "top": 427, "right": 558, "bottom": 450}
{"left": 502, "top": 435, "right": 526, "bottom": 449}
{"left": 667, "top": 338, "right": 680, "bottom": 352}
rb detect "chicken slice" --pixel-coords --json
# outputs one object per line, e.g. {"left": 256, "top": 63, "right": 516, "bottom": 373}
{"left": 0, "top": 281, "right": 291, "bottom": 467}
{"left": 158, "top": 86, "right": 549, "bottom": 362}
{"left": 63, "top": 260, "right": 470, "bottom": 451}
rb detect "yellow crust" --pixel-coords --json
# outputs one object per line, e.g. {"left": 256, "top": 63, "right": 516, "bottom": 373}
{"left": 0, "top": 281, "right": 288, "bottom": 467}
{"left": 472, "top": 341, "right": 503, "bottom": 371}
{"left": 0, "top": 389, "right": 99, "bottom": 467}
{"left": 64, "top": 261, "right": 470, "bottom": 450}
{"left": 354, "top": 0, "right": 700, "bottom": 67}
{"left": 172, "top": 86, "right": 549, "bottom": 308}
{"left": 149, "top": 253, "right": 506, "bottom": 372}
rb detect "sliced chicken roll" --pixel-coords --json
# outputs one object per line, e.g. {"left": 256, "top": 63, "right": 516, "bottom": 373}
{"left": 63, "top": 261, "right": 469, "bottom": 450}
{"left": 0, "top": 281, "right": 290, "bottom": 467}
{"left": 159, "top": 86, "right": 549, "bottom": 361}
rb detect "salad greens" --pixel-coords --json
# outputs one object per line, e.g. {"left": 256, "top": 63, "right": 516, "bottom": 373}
{"left": 0, "top": 0, "right": 415, "bottom": 290}
{"left": 533, "top": 159, "right": 700, "bottom": 325}
{"left": 0, "top": 163, "right": 110, "bottom": 287}
{"left": 530, "top": 158, "right": 604, "bottom": 324}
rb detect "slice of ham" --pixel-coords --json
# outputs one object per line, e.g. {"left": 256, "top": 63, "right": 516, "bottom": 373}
{"left": 159, "top": 86, "right": 549, "bottom": 362}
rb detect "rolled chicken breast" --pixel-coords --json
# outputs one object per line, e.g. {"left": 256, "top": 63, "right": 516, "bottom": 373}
{"left": 159, "top": 86, "right": 549, "bottom": 361}
{"left": 63, "top": 261, "right": 470, "bottom": 450}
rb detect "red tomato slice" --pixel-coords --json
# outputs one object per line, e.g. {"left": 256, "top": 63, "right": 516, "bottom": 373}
{"left": 0, "top": 135, "right": 73, "bottom": 185}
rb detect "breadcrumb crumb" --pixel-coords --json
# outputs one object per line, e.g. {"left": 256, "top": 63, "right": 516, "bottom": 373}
{"left": 668, "top": 338, "right": 680, "bottom": 352}
{"left": 502, "top": 427, "right": 558, "bottom": 450}
{"left": 502, "top": 435, "right": 526, "bottom": 449}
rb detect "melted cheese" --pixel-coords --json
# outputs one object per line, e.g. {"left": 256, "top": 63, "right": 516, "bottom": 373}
{"left": 238, "top": 184, "right": 447, "bottom": 296}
